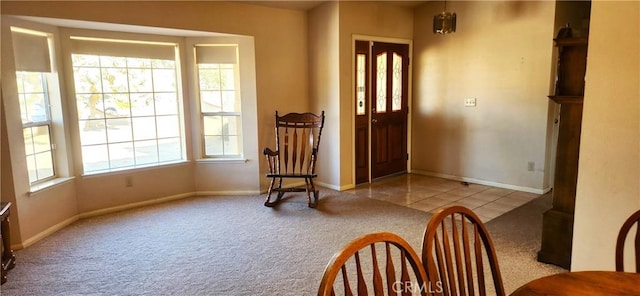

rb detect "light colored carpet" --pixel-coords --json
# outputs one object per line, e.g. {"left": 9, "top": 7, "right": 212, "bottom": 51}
{"left": 0, "top": 189, "right": 564, "bottom": 295}
{"left": 485, "top": 192, "right": 566, "bottom": 292}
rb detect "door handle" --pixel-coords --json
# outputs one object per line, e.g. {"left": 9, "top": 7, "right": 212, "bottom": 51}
{"left": 372, "top": 119, "right": 378, "bottom": 123}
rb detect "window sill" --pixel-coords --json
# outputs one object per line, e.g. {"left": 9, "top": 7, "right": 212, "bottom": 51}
{"left": 29, "top": 176, "right": 75, "bottom": 196}
{"left": 81, "top": 161, "right": 190, "bottom": 178}
{"left": 196, "top": 158, "right": 249, "bottom": 164}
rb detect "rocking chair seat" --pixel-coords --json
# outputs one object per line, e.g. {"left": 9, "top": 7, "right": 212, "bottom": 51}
{"left": 266, "top": 173, "right": 318, "bottom": 178}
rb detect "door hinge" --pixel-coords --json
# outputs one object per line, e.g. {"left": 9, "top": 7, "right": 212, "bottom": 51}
{"left": 407, "top": 153, "right": 409, "bottom": 160}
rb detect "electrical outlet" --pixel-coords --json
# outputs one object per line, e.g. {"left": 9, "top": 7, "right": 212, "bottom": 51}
{"left": 464, "top": 98, "right": 476, "bottom": 107}
{"left": 125, "top": 176, "right": 133, "bottom": 187}
{"left": 527, "top": 161, "right": 535, "bottom": 172}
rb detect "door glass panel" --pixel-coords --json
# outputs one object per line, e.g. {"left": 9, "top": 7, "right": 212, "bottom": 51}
{"left": 376, "top": 52, "right": 387, "bottom": 113}
{"left": 356, "top": 54, "right": 366, "bottom": 115}
{"left": 392, "top": 53, "right": 402, "bottom": 111}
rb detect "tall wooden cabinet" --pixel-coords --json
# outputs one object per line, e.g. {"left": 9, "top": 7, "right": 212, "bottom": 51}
{"left": 538, "top": 28, "right": 588, "bottom": 269}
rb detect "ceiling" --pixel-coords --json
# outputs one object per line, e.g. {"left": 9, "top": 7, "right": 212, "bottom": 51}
{"left": 240, "top": 1, "right": 428, "bottom": 11}
{"left": 13, "top": 1, "right": 428, "bottom": 36}
{"left": 240, "top": 1, "right": 327, "bottom": 11}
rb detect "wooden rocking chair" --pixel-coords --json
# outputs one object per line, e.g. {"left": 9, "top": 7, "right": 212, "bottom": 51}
{"left": 263, "top": 111, "right": 325, "bottom": 208}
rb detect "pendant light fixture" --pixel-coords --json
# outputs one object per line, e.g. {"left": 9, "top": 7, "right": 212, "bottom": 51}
{"left": 433, "top": 0, "right": 456, "bottom": 35}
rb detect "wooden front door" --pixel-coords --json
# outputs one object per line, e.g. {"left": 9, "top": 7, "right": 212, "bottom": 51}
{"left": 371, "top": 42, "right": 409, "bottom": 179}
{"left": 354, "top": 41, "right": 409, "bottom": 184}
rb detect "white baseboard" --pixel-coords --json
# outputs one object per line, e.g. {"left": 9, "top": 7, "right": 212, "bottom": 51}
{"left": 19, "top": 190, "right": 265, "bottom": 249}
{"left": 16, "top": 215, "right": 79, "bottom": 250}
{"left": 78, "top": 192, "right": 196, "bottom": 219}
{"left": 315, "top": 181, "right": 344, "bottom": 191}
{"left": 411, "top": 170, "right": 551, "bottom": 195}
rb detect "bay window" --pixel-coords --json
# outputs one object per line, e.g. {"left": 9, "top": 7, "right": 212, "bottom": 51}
{"left": 69, "top": 36, "right": 185, "bottom": 173}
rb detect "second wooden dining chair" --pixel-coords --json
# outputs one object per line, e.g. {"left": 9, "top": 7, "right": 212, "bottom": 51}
{"left": 616, "top": 209, "right": 640, "bottom": 273}
{"left": 422, "top": 206, "right": 505, "bottom": 296}
{"left": 318, "top": 232, "right": 434, "bottom": 296}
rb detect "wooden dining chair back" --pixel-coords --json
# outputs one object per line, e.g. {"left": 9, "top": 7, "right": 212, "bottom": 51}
{"left": 422, "top": 206, "right": 505, "bottom": 296}
{"left": 615, "top": 209, "right": 640, "bottom": 272}
{"left": 318, "top": 232, "right": 434, "bottom": 296}
{"left": 263, "top": 111, "right": 325, "bottom": 208}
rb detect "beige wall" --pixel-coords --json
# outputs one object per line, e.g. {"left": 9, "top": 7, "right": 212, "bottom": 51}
{"left": 412, "top": 1, "right": 556, "bottom": 192}
{"left": 76, "top": 164, "right": 195, "bottom": 213}
{"left": 572, "top": 0, "right": 640, "bottom": 271}
{"left": 1, "top": 91, "right": 23, "bottom": 244}
{"left": 1, "top": 1, "right": 309, "bottom": 246}
{"left": 309, "top": 2, "right": 341, "bottom": 188}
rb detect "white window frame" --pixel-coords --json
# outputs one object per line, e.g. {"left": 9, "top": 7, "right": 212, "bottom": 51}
{"left": 194, "top": 45, "right": 243, "bottom": 158}
{"left": 16, "top": 70, "right": 56, "bottom": 183}
{"left": 62, "top": 29, "right": 188, "bottom": 175}
{"left": 12, "top": 27, "right": 58, "bottom": 184}
{"left": 186, "top": 37, "right": 256, "bottom": 163}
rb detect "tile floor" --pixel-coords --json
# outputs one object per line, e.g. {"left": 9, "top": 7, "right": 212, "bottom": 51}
{"left": 346, "top": 174, "right": 541, "bottom": 223}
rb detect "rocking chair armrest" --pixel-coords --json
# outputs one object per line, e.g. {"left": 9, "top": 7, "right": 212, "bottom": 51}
{"left": 263, "top": 147, "right": 279, "bottom": 156}
{"left": 263, "top": 147, "right": 280, "bottom": 174}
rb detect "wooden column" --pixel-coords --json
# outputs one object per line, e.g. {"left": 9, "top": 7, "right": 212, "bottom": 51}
{"left": 538, "top": 34, "right": 588, "bottom": 269}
